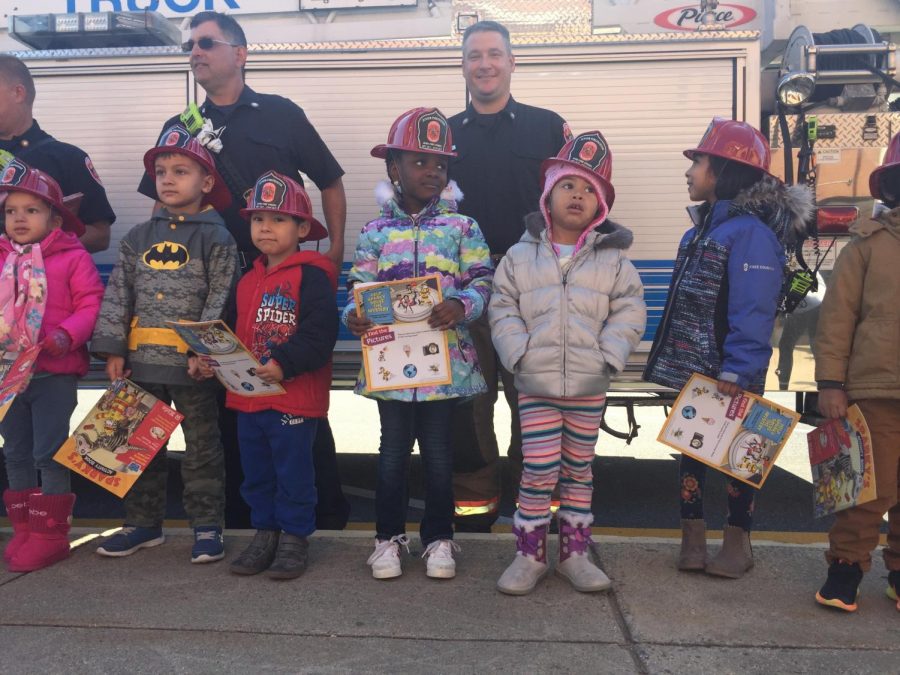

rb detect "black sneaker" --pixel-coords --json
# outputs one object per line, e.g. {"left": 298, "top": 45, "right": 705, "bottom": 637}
{"left": 816, "top": 560, "right": 863, "bottom": 612}
{"left": 887, "top": 570, "right": 900, "bottom": 611}
{"left": 230, "top": 530, "right": 280, "bottom": 575}
{"left": 266, "top": 533, "right": 309, "bottom": 580}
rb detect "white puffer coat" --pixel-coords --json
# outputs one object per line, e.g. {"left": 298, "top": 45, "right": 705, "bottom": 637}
{"left": 489, "top": 213, "right": 646, "bottom": 398}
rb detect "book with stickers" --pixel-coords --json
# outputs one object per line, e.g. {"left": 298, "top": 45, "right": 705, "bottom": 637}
{"left": 53, "top": 379, "right": 183, "bottom": 498}
{"left": 808, "top": 405, "right": 876, "bottom": 518}
{"left": 658, "top": 373, "right": 801, "bottom": 487}
{"left": 353, "top": 274, "right": 452, "bottom": 392}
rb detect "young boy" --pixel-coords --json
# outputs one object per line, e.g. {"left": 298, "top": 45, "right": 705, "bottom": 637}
{"left": 91, "top": 125, "right": 238, "bottom": 563}
{"left": 814, "top": 133, "right": 900, "bottom": 613}
{"left": 197, "top": 170, "right": 338, "bottom": 579}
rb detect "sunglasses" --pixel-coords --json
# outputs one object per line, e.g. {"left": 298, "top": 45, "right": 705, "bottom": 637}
{"left": 182, "top": 37, "right": 241, "bottom": 52}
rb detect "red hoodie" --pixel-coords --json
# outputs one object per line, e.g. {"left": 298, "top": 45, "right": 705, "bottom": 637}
{"left": 227, "top": 250, "right": 338, "bottom": 417}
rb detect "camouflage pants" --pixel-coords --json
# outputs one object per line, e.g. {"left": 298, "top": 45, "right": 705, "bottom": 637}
{"left": 125, "top": 381, "right": 224, "bottom": 528}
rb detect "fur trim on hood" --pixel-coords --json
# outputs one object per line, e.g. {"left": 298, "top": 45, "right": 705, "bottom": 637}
{"left": 374, "top": 179, "right": 464, "bottom": 207}
{"left": 523, "top": 211, "right": 634, "bottom": 250}
{"left": 728, "top": 175, "right": 814, "bottom": 246}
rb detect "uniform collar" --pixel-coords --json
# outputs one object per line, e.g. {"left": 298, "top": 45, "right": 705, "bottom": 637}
{"left": 200, "top": 85, "right": 262, "bottom": 115}
{"left": 460, "top": 95, "right": 518, "bottom": 126}
{"left": 0, "top": 120, "right": 49, "bottom": 152}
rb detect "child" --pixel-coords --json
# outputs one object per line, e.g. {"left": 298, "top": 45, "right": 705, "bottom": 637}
{"left": 0, "top": 160, "right": 104, "bottom": 572}
{"left": 489, "top": 131, "right": 646, "bottom": 595}
{"left": 342, "top": 108, "right": 493, "bottom": 580}
{"left": 813, "top": 132, "right": 900, "bottom": 613}
{"left": 91, "top": 125, "right": 238, "bottom": 563}
{"left": 643, "top": 118, "right": 811, "bottom": 578}
{"left": 195, "top": 170, "right": 338, "bottom": 580}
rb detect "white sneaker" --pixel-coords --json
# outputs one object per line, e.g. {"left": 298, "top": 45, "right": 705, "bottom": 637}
{"left": 423, "top": 539, "right": 460, "bottom": 579}
{"left": 367, "top": 535, "right": 409, "bottom": 579}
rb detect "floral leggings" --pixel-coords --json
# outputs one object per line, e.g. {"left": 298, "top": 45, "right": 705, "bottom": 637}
{"left": 680, "top": 454, "right": 754, "bottom": 530}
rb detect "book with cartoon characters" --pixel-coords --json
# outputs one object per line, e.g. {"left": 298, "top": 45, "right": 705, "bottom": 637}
{"left": 0, "top": 344, "right": 41, "bottom": 423}
{"left": 53, "top": 379, "right": 184, "bottom": 497}
{"left": 658, "top": 373, "right": 801, "bottom": 488}
{"left": 167, "top": 319, "right": 285, "bottom": 397}
{"left": 353, "top": 274, "right": 452, "bottom": 392}
{"left": 808, "top": 405, "right": 876, "bottom": 518}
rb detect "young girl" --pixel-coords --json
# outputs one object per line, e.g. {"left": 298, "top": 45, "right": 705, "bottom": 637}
{"left": 0, "top": 160, "right": 104, "bottom": 572}
{"left": 342, "top": 108, "right": 493, "bottom": 580}
{"left": 643, "top": 118, "right": 811, "bottom": 578}
{"left": 489, "top": 131, "right": 646, "bottom": 595}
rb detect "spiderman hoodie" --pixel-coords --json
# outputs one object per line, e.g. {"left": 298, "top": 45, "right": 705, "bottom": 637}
{"left": 227, "top": 250, "right": 338, "bottom": 417}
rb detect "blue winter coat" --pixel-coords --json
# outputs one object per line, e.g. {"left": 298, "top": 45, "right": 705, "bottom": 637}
{"left": 644, "top": 177, "right": 811, "bottom": 392}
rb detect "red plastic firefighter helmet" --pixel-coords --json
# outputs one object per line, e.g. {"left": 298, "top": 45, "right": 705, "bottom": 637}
{"left": 683, "top": 117, "right": 773, "bottom": 176}
{"left": 869, "top": 131, "right": 900, "bottom": 200}
{"left": 540, "top": 130, "right": 616, "bottom": 207}
{"left": 240, "top": 170, "right": 327, "bottom": 242}
{"left": 143, "top": 125, "right": 232, "bottom": 212}
{"left": 0, "top": 158, "right": 85, "bottom": 236}
{"left": 371, "top": 107, "right": 456, "bottom": 159}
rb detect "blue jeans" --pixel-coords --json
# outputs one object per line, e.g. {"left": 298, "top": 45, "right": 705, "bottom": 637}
{"left": 0, "top": 374, "right": 77, "bottom": 495}
{"left": 376, "top": 398, "right": 456, "bottom": 546}
{"left": 237, "top": 410, "right": 318, "bottom": 537}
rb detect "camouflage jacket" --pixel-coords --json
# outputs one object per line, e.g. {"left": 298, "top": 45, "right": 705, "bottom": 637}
{"left": 92, "top": 207, "right": 238, "bottom": 385}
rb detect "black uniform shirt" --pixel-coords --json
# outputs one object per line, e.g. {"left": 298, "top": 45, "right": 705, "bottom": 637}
{"left": 449, "top": 97, "right": 568, "bottom": 256}
{"left": 138, "top": 85, "right": 344, "bottom": 256}
{"left": 0, "top": 120, "right": 116, "bottom": 227}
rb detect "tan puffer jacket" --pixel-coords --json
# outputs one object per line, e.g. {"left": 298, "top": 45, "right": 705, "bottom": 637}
{"left": 489, "top": 213, "right": 646, "bottom": 399}
{"left": 814, "top": 207, "right": 900, "bottom": 400}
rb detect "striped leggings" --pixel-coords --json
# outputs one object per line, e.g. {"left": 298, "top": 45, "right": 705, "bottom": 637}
{"left": 516, "top": 393, "right": 607, "bottom": 527}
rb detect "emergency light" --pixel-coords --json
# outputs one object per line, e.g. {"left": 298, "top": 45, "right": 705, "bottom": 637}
{"left": 9, "top": 11, "right": 181, "bottom": 50}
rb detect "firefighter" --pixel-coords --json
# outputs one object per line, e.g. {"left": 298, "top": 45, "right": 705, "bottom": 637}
{"left": 448, "top": 20, "right": 571, "bottom": 532}
{"left": 136, "top": 11, "right": 349, "bottom": 530}
{"left": 0, "top": 55, "right": 115, "bottom": 253}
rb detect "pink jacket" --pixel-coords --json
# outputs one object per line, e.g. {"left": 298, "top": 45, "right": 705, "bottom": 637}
{"left": 0, "top": 229, "right": 104, "bottom": 377}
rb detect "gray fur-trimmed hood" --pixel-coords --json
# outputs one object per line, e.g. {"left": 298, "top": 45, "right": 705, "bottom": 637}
{"left": 522, "top": 211, "right": 635, "bottom": 250}
{"left": 728, "top": 175, "right": 814, "bottom": 246}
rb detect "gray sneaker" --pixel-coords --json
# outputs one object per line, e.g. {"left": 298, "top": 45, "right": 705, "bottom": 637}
{"left": 266, "top": 533, "right": 309, "bottom": 580}
{"left": 230, "top": 529, "right": 280, "bottom": 575}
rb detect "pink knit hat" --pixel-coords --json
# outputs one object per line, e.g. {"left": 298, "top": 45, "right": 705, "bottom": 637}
{"left": 539, "top": 162, "right": 610, "bottom": 248}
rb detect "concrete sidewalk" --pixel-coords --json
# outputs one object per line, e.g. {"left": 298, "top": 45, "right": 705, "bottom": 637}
{"left": 0, "top": 530, "right": 897, "bottom": 674}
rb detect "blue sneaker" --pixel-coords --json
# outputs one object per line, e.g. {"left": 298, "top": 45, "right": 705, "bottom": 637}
{"left": 96, "top": 526, "right": 165, "bottom": 557}
{"left": 192, "top": 526, "right": 225, "bottom": 563}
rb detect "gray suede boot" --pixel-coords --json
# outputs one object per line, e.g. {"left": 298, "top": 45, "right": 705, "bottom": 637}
{"left": 705, "top": 525, "right": 754, "bottom": 578}
{"left": 677, "top": 519, "right": 707, "bottom": 571}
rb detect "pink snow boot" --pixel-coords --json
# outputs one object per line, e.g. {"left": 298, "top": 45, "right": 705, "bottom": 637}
{"left": 8, "top": 493, "right": 76, "bottom": 572}
{"left": 3, "top": 487, "right": 41, "bottom": 564}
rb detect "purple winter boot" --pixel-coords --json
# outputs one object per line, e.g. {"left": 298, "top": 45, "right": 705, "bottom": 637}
{"left": 557, "top": 519, "right": 611, "bottom": 592}
{"left": 496, "top": 523, "right": 549, "bottom": 595}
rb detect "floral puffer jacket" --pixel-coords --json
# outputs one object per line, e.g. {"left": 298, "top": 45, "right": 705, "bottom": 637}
{"left": 342, "top": 185, "right": 493, "bottom": 402}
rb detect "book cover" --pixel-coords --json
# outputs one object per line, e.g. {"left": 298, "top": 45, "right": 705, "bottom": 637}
{"left": 808, "top": 404, "right": 876, "bottom": 518}
{"left": 658, "top": 373, "right": 801, "bottom": 488}
{"left": 53, "top": 379, "right": 183, "bottom": 498}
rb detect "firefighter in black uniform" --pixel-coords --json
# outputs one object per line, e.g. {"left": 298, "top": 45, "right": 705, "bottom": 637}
{"left": 0, "top": 56, "right": 115, "bottom": 253}
{"left": 449, "top": 21, "right": 570, "bottom": 532}
{"left": 137, "top": 11, "right": 349, "bottom": 530}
